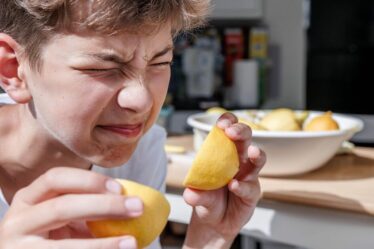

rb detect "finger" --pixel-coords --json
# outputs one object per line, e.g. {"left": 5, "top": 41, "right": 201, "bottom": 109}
{"left": 228, "top": 179, "right": 261, "bottom": 202}
{"left": 13, "top": 167, "right": 122, "bottom": 206}
{"left": 216, "top": 112, "right": 238, "bottom": 129}
{"left": 183, "top": 188, "right": 226, "bottom": 223}
{"left": 235, "top": 144, "right": 266, "bottom": 181}
{"left": 14, "top": 194, "right": 143, "bottom": 234}
{"left": 48, "top": 236, "right": 137, "bottom": 249}
{"left": 225, "top": 123, "right": 252, "bottom": 163}
{"left": 242, "top": 145, "right": 266, "bottom": 181}
{"left": 248, "top": 145, "right": 266, "bottom": 167}
{"left": 183, "top": 188, "right": 218, "bottom": 209}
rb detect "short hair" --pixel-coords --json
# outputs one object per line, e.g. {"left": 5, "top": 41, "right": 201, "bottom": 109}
{"left": 0, "top": 0, "right": 211, "bottom": 70}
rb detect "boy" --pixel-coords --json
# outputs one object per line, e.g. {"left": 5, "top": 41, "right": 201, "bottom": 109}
{"left": 0, "top": 1, "right": 265, "bottom": 248}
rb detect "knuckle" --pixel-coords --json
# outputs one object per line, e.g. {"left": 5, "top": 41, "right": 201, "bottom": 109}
{"left": 42, "top": 168, "right": 62, "bottom": 187}
{"left": 219, "top": 112, "right": 238, "bottom": 122}
{"left": 105, "top": 196, "right": 125, "bottom": 215}
{"left": 0, "top": 217, "right": 19, "bottom": 237}
{"left": 12, "top": 188, "right": 25, "bottom": 202}
{"left": 48, "top": 199, "right": 67, "bottom": 222}
{"left": 236, "top": 123, "right": 252, "bottom": 135}
{"left": 252, "top": 181, "right": 262, "bottom": 200}
{"left": 83, "top": 173, "right": 107, "bottom": 192}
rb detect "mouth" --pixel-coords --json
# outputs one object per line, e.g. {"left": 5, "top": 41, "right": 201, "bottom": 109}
{"left": 98, "top": 123, "right": 143, "bottom": 138}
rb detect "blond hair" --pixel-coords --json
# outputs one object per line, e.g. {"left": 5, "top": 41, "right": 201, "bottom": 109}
{"left": 0, "top": 0, "right": 211, "bottom": 70}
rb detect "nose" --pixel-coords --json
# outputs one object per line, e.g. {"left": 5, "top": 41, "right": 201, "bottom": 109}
{"left": 117, "top": 79, "right": 153, "bottom": 115}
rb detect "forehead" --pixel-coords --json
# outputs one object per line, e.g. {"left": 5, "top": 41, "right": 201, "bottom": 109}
{"left": 44, "top": 22, "right": 173, "bottom": 60}
{"left": 64, "top": 1, "right": 179, "bottom": 37}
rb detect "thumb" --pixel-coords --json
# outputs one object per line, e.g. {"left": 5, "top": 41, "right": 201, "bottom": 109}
{"left": 183, "top": 188, "right": 215, "bottom": 208}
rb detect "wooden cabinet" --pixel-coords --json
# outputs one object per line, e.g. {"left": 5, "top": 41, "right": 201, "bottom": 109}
{"left": 210, "top": 0, "right": 263, "bottom": 19}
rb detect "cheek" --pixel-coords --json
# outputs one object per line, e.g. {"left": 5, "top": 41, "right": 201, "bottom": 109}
{"left": 143, "top": 71, "right": 170, "bottom": 129}
{"left": 150, "top": 72, "right": 170, "bottom": 107}
{"left": 151, "top": 71, "right": 170, "bottom": 99}
{"left": 30, "top": 75, "right": 112, "bottom": 140}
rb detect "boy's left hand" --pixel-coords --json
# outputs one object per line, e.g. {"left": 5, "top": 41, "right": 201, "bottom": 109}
{"left": 183, "top": 113, "right": 266, "bottom": 247}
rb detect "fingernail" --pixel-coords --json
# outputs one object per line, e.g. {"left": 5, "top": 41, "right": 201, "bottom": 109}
{"left": 217, "top": 119, "right": 231, "bottom": 129}
{"left": 230, "top": 179, "right": 240, "bottom": 190}
{"left": 124, "top": 197, "right": 143, "bottom": 215}
{"left": 119, "top": 236, "right": 137, "bottom": 249}
{"left": 248, "top": 145, "right": 260, "bottom": 157}
{"left": 106, "top": 180, "right": 122, "bottom": 194}
{"left": 227, "top": 126, "right": 239, "bottom": 136}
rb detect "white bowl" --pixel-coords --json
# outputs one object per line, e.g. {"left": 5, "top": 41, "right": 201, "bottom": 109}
{"left": 187, "top": 110, "right": 364, "bottom": 176}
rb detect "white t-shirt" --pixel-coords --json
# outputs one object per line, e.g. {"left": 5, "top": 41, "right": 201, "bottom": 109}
{"left": 0, "top": 94, "right": 167, "bottom": 249}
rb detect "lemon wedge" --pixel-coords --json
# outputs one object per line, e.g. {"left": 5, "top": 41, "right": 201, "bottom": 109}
{"left": 183, "top": 126, "right": 239, "bottom": 190}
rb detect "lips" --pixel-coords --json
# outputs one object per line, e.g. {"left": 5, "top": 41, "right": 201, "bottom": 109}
{"left": 99, "top": 123, "right": 143, "bottom": 138}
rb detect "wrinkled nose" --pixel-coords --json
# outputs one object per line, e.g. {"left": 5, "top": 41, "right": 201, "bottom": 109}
{"left": 117, "top": 80, "right": 152, "bottom": 115}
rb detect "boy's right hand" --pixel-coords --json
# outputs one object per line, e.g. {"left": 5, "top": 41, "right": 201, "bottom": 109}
{"left": 0, "top": 167, "right": 140, "bottom": 249}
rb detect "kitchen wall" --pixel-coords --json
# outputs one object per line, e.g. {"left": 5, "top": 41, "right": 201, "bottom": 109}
{"left": 167, "top": 0, "right": 308, "bottom": 134}
{"left": 262, "top": 0, "right": 306, "bottom": 109}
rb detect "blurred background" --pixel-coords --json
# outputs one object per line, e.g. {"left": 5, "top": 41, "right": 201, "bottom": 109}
{"left": 158, "top": 0, "right": 373, "bottom": 146}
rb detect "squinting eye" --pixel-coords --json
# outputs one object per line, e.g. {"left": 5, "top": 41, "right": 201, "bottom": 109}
{"left": 84, "top": 68, "right": 113, "bottom": 72}
{"left": 82, "top": 68, "right": 124, "bottom": 76}
{"left": 152, "top": 61, "right": 174, "bottom": 68}
{"left": 80, "top": 68, "right": 126, "bottom": 80}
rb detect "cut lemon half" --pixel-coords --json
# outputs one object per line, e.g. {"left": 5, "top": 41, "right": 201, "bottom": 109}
{"left": 183, "top": 126, "right": 239, "bottom": 190}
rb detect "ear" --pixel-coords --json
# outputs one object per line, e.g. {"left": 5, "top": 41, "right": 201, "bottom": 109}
{"left": 0, "top": 33, "right": 31, "bottom": 104}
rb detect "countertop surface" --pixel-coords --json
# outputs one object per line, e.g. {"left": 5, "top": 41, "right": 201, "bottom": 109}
{"left": 166, "top": 135, "right": 374, "bottom": 215}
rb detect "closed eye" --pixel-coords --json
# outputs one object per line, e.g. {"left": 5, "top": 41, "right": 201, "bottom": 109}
{"left": 151, "top": 61, "right": 174, "bottom": 67}
{"left": 82, "top": 68, "right": 115, "bottom": 72}
{"left": 78, "top": 68, "right": 128, "bottom": 79}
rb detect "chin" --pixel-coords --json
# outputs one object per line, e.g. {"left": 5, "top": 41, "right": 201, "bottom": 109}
{"left": 90, "top": 147, "right": 136, "bottom": 168}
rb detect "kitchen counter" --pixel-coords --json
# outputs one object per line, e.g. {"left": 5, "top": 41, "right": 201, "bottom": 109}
{"left": 165, "top": 135, "right": 374, "bottom": 249}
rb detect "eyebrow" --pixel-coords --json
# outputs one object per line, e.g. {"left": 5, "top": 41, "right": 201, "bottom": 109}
{"left": 84, "top": 44, "right": 174, "bottom": 65}
{"left": 86, "top": 52, "right": 128, "bottom": 65}
{"left": 150, "top": 45, "right": 174, "bottom": 61}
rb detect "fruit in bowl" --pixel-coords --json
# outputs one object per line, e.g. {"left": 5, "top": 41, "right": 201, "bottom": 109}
{"left": 187, "top": 109, "right": 363, "bottom": 176}
{"left": 304, "top": 111, "right": 339, "bottom": 131}
{"left": 259, "top": 108, "right": 301, "bottom": 131}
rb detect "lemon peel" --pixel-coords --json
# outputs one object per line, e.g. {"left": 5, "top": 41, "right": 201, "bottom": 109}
{"left": 183, "top": 126, "right": 239, "bottom": 190}
{"left": 87, "top": 179, "right": 170, "bottom": 248}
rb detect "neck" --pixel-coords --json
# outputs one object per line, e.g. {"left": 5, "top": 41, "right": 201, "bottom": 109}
{"left": 0, "top": 104, "right": 91, "bottom": 203}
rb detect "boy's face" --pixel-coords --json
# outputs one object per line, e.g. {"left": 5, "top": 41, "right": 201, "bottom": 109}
{"left": 22, "top": 24, "right": 173, "bottom": 167}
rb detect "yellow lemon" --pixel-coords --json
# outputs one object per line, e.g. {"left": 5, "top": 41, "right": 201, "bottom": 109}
{"left": 304, "top": 111, "right": 339, "bottom": 131}
{"left": 239, "top": 118, "right": 266, "bottom": 131}
{"left": 259, "top": 108, "right": 301, "bottom": 131}
{"left": 164, "top": 144, "right": 186, "bottom": 154}
{"left": 183, "top": 126, "right": 239, "bottom": 190}
{"left": 206, "top": 107, "right": 228, "bottom": 114}
{"left": 87, "top": 179, "right": 170, "bottom": 248}
{"left": 295, "top": 111, "right": 310, "bottom": 126}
